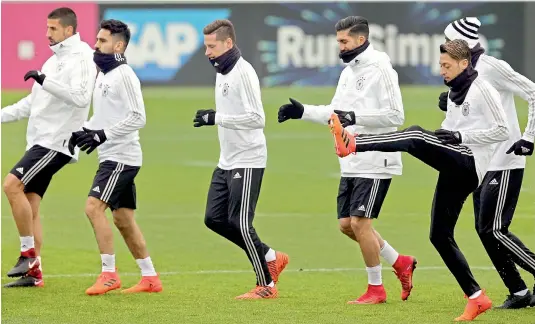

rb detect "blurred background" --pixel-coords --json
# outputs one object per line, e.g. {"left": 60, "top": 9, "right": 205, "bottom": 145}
{"left": 3, "top": 1, "right": 535, "bottom": 89}
{"left": 1, "top": 1, "right": 535, "bottom": 324}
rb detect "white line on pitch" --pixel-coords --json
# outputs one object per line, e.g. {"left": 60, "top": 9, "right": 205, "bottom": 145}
{"left": 1, "top": 266, "right": 497, "bottom": 280}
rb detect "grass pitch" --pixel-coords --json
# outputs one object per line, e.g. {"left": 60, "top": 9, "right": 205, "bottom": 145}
{"left": 1, "top": 86, "right": 534, "bottom": 323}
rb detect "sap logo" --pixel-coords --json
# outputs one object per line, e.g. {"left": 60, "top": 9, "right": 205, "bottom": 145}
{"left": 103, "top": 9, "right": 231, "bottom": 81}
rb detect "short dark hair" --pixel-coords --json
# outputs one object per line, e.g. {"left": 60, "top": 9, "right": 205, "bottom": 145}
{"left": 100, "top": 19, "right": 131, "bottom": 49}
{"left": 335, "top": 16, "right": 369, "bottom": 38}
{"left": 48, "top": 7, "right": 77, "bottom": 33}
{"left": 440, "top": 39, "right": 471, "bottom": 62}
{"left": 203, "top": 19, "right": 236, "bottom": 44}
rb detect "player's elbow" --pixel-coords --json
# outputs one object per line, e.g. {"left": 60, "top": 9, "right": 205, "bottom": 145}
{"left": 255, "top": 117, "right": 265, "bottom": 128}
{"left": 250, "top": 113, "right": 265, "bottom": 129}
{"left": 139, "top": 114, "right": 147, "bottom": 128}
{"left": 133, "top": 112, "right": 146, "bottom": 129}
{"left": 528, "top": 94, "right": 535, "bottom": 107}
{"left": 389, "top": 113, "right": 404, "bottom": 127}
{"left": 72, "top": 93, "right": 92, "bottom": 108}
{"left": 495, "top": 125, "right": 509, "bottom": 142}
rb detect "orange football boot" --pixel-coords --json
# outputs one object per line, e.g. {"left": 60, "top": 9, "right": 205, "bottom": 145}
{"left": 329, "top": 113, "right": 356, "bottom": 158}
{"left": 85, "top": 270, "right": 121, "bottom": 295}
{"left": 122, "top": 274, "right": 163, "bottom": 293}
{"left": 454, "top": 290, "right": 492, "bottom": 321}
{"left": 267, "top": 251, "right": 289, "bottom": 284}
{"left": 235, "top": 285, "right": 278, "bottom": 299}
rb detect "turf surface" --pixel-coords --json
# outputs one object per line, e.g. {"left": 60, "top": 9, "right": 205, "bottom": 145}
{"left": 1, "top": 86, "right": 534, "bottom": 323}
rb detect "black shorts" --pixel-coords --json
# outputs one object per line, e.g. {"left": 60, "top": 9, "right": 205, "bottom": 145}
{"left": 337, "top": 177, "right": 392, "bottom": 219}
{"left": 88, "top": 161, "right": 140, "bottom": 211}
{"left": 9, "top": 145, "right": 71, "bottom": 198}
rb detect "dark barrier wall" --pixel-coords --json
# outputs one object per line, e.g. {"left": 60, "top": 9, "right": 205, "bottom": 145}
{"left": 99, "top": 2, "right": 523, "bottom": 87}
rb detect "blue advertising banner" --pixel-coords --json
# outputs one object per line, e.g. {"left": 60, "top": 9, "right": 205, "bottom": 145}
{"left": 102, "top": 7, "right": 231, "bottom": 82}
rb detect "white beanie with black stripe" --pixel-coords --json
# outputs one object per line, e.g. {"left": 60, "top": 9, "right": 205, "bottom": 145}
{"left": 444, "top": 17, "right": 481, "bottom": 49}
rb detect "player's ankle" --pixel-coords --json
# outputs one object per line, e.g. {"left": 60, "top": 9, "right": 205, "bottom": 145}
{"left": 20, "top": 236, "right": 35, "bottom": 255}
{"left": 136, "top": 256, "right": 157, "bottom": 276}
{"left": 366, "top": 264, "right": 382, "bottom": 286}
{"left": 380, "top": 240, "right": 400, "bottom": 266}
{"left": 101, "top": 254, "right": 116, "bottom": 272}
{"left": 21, "top": 247, "right": 36, "bottom": 258}
{"left": 468, "top": 290, "right": 482, "bottom": 299}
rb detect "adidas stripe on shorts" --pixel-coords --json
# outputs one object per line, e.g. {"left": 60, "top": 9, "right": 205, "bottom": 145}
{"left": 337, "top": 177, "right": 392, "bottom": 219}
{"left": 88, "top": 160, "right": 140, "bottom": 211}
{"left": 10, "top": 145, "right": 71, "bottom": 198}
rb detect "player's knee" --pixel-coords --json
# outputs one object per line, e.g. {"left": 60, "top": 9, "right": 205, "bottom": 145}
{"left": 477, "top": 226, "right": 500, "bottom": 242}
{"left": 406, "top": 125, "right": 424, "bottom": 133}
{"left": 475, "top": 224, "right": 487, "bottom": 237}
{"left": 204, "top": 215, "right": 225, "bottom": 232}
{"left": 227, "top": 217, "right": 243, "bottom": 232}
{"left": 338, "top": 218, "right": 354, "bottom": 237}
{"left": 84, "top": 197, "right": 106, "bottom": 219}
{"left": 113, "top": 209, "right": 134, "bottom": 230}
{"left": 475, "top": 220, "right": 495, "bottom": 238}
{"left": 113, "top": 218, "right": 129, "bottom": 231}
{"left": 429, "top": 229, "right": 450, "bottom": 247}
{"left": 3, "top": 174, "right": 23, "bottom": 197}
{"left": 227, "top": 217, "right": 253, "bottom": 236}
{"left": 204, "top": 216, "right": 216, "bottom": 230}
{"left": 350, "top": 216, "right": 371, "bottom": 238}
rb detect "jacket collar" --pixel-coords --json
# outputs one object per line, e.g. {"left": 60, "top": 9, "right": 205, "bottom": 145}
{"left": 347, "top": 43, "right": 375, "bottom": 67}
{"left": 50, "top": 33, "right": 81, "bottom": 56}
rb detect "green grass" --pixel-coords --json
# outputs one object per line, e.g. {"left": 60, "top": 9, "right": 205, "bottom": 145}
{"left": 1, "top": 86, "right": 534, "bottom": 324}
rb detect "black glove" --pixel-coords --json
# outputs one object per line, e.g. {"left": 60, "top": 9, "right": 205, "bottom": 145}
{"left": 75, "top": 127, "right": 107, "bottom": 154}
{"left": 193, "top": 109, "right": 216, "bottom": 127}
{"left": 333, "top": 110, "right": 356, "bottom": 127}
{"left": 506, "top": 139, "right": 534, "bottom": 156}
{"left": 435, "top": 129, "right": 462, "bottom": 145}
{"left": 438, "top": 91, "right": 448, "bottom": 112}
{"left": 24, "top": 70, "right": 46, "bottom": 85}
{"left": 278, "top": 98, "right": 304, "bottom": 123}
{"left": 68, "top": 130, "right": 86, "bottom": 155}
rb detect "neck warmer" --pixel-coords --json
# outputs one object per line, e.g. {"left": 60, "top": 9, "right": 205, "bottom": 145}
{"left": 94, "top": 52, "right": 127, "bottom": 74}
{"left": 339, "top": 40, "right": 370, "bottom": 63}
{"left": 445, "top": 66, "right": 478, "bottom": 105}
{"left": 470, "top": 43, "right": 485, "bottom": 68}
{"left": 210, "top": 46, "right": 241, "bottom": 75}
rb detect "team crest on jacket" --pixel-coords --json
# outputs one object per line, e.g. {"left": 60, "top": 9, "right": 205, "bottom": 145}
{"left": 356, "top": 77, "right": 365, "bottom": 91}
{"left": 461, "top": 102, "right": 470, "bottom": 116}
{"left": 222, "top": 83, "right": 229, "bottom": 96}
{"left": 102, "top": 84, "right": 110, "bottom": 97}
